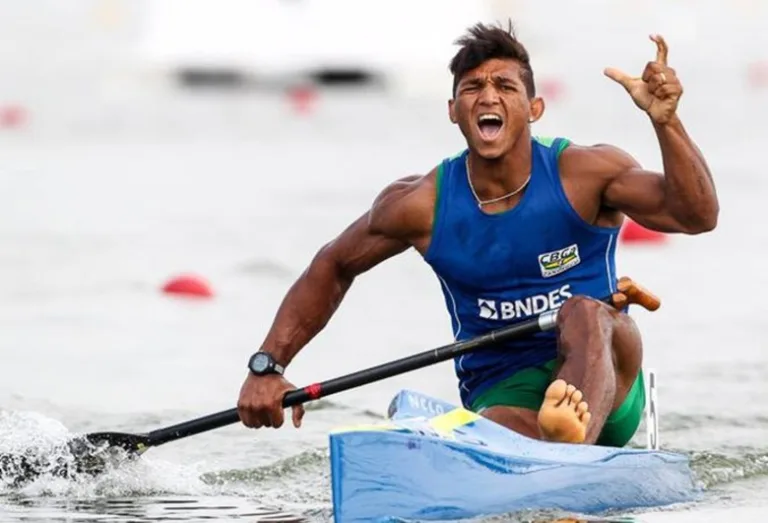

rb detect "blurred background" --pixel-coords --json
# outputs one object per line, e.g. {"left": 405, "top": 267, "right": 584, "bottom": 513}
{"left": 0, "top": 0, "right": 767, "bottom": 521}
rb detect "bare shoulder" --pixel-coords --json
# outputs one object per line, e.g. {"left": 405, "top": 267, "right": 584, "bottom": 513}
{"left": 368, "top": 168, "right": 438, "bottom": 242}
{"left": 559, "top": 142, "right": 644, "bottom": 181}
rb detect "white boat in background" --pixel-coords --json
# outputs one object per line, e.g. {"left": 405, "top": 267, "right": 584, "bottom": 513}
{"left": 137, "top": 0, "right": 492, "bottom": 96}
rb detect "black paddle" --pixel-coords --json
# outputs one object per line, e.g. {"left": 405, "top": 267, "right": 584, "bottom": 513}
{"left": 0, "top": 276, "right": 659, "bottom": 484}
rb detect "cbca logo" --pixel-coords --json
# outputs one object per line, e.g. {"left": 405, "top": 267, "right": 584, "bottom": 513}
{"left": 478, "top": 299, "right": 498, "bottom": 320}
{"left": 538, "top": 244, "right": 581, "bottom": 278}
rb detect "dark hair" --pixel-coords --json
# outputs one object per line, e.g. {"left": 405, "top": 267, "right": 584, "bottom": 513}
{"left": 449, "top": 20, "right": 536, "bottom": 98}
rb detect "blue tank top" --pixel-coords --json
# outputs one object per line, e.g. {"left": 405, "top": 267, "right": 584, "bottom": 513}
{"left": 423, "top": 137, "right": 621, "bottom": 408}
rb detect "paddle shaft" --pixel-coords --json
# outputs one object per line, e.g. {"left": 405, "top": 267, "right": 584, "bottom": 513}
{"left": 144, "top": 293, "right": 622, "bottom": 448}
{"left": 148, "top": 310, "right": 549, "bottom": 446}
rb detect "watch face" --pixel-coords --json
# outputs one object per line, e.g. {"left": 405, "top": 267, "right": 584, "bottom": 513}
{"left": 250, "top": 353, "right": 270, "bottom": 373}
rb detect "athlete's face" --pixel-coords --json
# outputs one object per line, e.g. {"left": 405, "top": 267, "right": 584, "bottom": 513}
{"left": 448, "top": 59, "right": 544, "bottom": 159}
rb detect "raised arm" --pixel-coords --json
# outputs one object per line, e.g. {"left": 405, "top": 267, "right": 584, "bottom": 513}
{"left": 237, "top": 173, "right": 435, "bottom": 429}
{"left": 597, "top": 34, "right": 719, "bottom": 233}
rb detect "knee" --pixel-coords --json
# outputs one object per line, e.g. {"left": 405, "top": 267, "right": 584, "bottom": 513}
{"left": 556, "top": 295, "right": 642, "bottom": 365}
{"left": 556, "top": 295, "right": 611, "bottom": 330}
{"left": 555, "top": 296, "right": 618, "bottom": 353}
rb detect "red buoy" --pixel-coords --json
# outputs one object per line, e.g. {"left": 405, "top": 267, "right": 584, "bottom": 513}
{"left": 538, "top": 78, "right": 565, "bottom": 102}
{"left": 619, "top": 219, "right": 666, "bottom": 244}
{"left": 161, "top": 274, "right": 214, "bottom": 298}
{"left": 0, "top": 105, "right": 26, "bottom": 128}
{"left": 287, "top": 85, "right": 318, "bottom": 115}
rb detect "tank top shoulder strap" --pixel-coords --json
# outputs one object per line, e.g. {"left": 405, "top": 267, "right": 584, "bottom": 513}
{"left": 426, "top": 148, "right": 467, "bottom": 262}
{"left": 531, "top": 135, "right": 571, "bottom": 186}
{"left": 533, "top": 135, "right": 572, "bottom": 161}
{"left": 433, "top": 148, "right": 468, "bottom": 213}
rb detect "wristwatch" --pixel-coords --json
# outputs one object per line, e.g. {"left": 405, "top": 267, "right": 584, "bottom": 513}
{"left": 247, "top": 351, "right": 285, "bottom": 376}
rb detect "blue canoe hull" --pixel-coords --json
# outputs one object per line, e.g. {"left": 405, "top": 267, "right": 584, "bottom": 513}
{"left": 330, "top": 389, "right": 698, "bottom": 522}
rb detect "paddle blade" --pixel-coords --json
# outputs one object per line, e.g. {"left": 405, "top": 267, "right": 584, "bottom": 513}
{"left": 81, "top": 432, "right": 151, "bottom": 454}
{"left": 0, "top": 432, "right": 149, "bottom": 486}
{"left": 66, "top": 432, "right": 150, "bottom": 476}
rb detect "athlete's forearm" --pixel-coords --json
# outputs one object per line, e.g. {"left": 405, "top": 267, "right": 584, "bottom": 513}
{"left": 653, "top": 114, "right": 719, "bottom": 232}
{"left": 258, "top": 253, "right": 353, "bottom": 367}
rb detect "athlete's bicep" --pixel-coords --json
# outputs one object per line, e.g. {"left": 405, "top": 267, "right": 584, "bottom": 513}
{"left": 318, "top": 210, "right": 410, "bottom": 281}
{"left": 316, "top": 172, "right": 431, "bottom": 279}
{"left": 604, "top": 166, "right": 666, "bottom": 214}
{"left": 597, "top": 147, "right": 685, "bottom": 233}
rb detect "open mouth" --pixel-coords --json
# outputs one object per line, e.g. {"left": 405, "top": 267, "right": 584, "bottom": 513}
{"left": 477, "top": 113, "right": 504, "bottom": 141}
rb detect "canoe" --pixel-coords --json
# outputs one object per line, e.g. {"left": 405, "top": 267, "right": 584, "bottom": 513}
{"left": 329, "top": 383, "right": 698, "bottom": 522}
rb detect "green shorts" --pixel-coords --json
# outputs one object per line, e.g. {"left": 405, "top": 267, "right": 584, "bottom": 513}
{"left": 469, "top": 360, "right": 645, "bottom": 447}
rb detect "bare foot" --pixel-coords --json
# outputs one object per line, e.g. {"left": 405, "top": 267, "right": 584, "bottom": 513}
{"left": 537, "top": 379, "right": 591, "bottom": 443}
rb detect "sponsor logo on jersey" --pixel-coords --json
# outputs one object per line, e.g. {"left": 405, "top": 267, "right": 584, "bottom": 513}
{"left": 538, "top": 244, "right": 581, "bottom": 278}
{"left": 477, "top": 284, "right": 573, "bottom": 321}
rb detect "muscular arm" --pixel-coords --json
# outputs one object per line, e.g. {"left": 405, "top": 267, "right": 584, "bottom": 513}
{"left": 591, "top": 116, "right": 719, "bottom": 234}
{"left": 259, "top": 174, "right": 433, "bottom": 366}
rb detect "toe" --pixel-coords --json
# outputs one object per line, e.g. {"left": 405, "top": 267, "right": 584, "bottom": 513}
{"left": 577, "top": 402, "right": 589, "bottom": 416}
{"left": 580, "top": 408, "right": 591, "bottom": 425}
{"left": 565, "top": 384, "right": 576, "bottom": 399}
{"left": 569, "top": 389, "right": 583, "bottom": 406}
{"left": 544, "top": 379, "right": 568, "bottom": 401}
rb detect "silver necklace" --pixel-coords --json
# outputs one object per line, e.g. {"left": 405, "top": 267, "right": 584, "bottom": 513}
{"left": 465, "top": 156, "right": 531, "bottom": 208}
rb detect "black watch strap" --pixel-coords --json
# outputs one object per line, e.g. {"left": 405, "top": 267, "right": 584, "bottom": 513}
{"left": 248, "top": 351, "right": 285, "bottom": 376}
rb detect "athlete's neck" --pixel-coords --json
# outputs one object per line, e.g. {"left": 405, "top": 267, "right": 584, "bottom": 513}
{"left": 467, "top": 134, "right": 532, "bottom": 202}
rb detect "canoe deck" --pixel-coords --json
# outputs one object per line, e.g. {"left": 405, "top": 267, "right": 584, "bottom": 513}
{"left": 329, "top": 389, "right": 698, "bottom": 522}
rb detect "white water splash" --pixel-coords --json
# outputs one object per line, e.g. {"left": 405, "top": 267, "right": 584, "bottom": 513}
{"left": 16, "top": 456, "right": 214, "bottom": 498}
{"left": 0, "top": 409, "right": 218, "bottom": 499}
{"left": 0, "top": 410, "right": 71, "bottom": 454}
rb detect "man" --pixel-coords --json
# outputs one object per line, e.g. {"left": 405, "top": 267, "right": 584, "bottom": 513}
{"left": 237, "top": 21, "right": 718, "bottom": 446}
